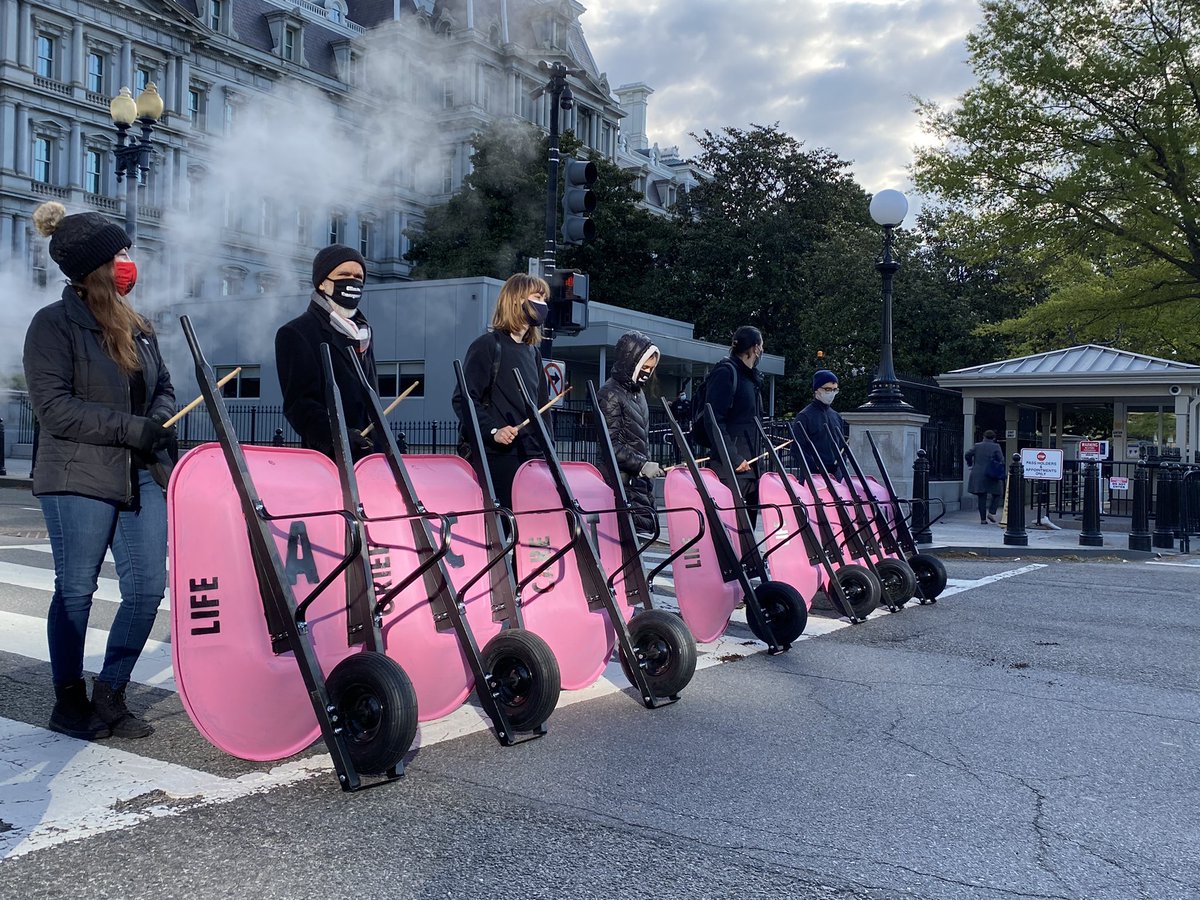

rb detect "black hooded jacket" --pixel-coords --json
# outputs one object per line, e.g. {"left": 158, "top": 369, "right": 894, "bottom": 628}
{"left": 597, "top": 331, "right": 657, "bottom": 534}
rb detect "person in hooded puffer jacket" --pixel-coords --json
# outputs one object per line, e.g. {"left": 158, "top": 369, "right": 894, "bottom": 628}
{"left": 596, "top": 331, "right": 663, "bottom": 537}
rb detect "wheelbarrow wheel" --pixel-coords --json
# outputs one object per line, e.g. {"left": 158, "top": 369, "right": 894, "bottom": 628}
{"left": 908, "top": 553, "right": 948, "bottom": 598}
{"left": 875, "top": 557, "right": 917, "bottom": 607}
{"left": 834, "top": 565, "right": 881, "bottom": 619}
{"left": 746, "top": 581, "right": 808, "bottom": 646}
{"left": 482, "top": 629, "right": 562, "bottom": 732}
{"left": 326, "top": 651, "right": 418, "bottom": 776}
{"left": 619, "top": 609, "right": 697, "bottom": 698}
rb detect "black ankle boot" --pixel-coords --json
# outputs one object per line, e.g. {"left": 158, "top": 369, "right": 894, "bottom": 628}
{"left": 92, "top": 678, "right": 154, "bottom": 739}
{"left": 49, "top": 679, "right": 112, "bottom": 740}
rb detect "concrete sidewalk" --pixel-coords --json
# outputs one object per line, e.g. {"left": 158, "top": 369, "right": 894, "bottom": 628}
{"left": 0, "top": 455, "right": 32, "bottom": 489}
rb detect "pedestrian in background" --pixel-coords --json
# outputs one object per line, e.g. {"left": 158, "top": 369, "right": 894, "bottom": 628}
{"left": 597, "top": 331, "right": 663, "bottom": 538}
{"left": 965, "top": 429, "right": 1006, "bottom": 524}
{"left": 669, "top": 389, "right": 691, "bottom": 463}
{"left": 25, "top": 201, "right": 176, "bottom": 740}
{"left": 453, "top": 273, "right": 551, "bottom": 511}
{"left": 275, "top": 244, "right": 378, "bottom": 461}
{"left": 706, "top": 325, "right": 765, "bottom": 524}
{"left": 794, "top": 370, "right": 847, "bottom": 479}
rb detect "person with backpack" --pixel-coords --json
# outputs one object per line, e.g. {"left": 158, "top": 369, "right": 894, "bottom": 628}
{"left": 699, "top": 326, "right": 766, "bottom": 524}
{"left": 794, "top": 370, "right": 848, "bottom": 479}
{"left": 965, "top": 429, "right": 1006, "bottom": 524}
{"left": 597, "top": 331, "right": 663, "bottom": 537}
{"left": 452, "top": 273, "right": 551, "bottom": 510}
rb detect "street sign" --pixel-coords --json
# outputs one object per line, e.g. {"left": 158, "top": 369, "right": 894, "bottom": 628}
{"left": 1109, "top": 476, "right": 1130, "bottom": 492}
{"left": 1005, "top": 429, "right": 1018, "bottom": 439}
{"left": 1079, "top": 440, "right": 1104, "bottom": 461}
{"left": 543, "top": 359, "right": 567, "bottom": 399}
{"left": 1020, "top": 448, "right": 1064, "bottom": 480}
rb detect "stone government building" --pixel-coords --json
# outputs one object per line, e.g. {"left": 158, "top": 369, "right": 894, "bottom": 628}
{"left": 1, "top": 0, "right": 784, "bottom": 440}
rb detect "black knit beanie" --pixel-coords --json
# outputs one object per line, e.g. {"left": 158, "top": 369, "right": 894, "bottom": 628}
{"left": 311, "top": 244, "right": 365, "bottom": 289}
{"left": 33, "top": 202, "right": 131, "bottom": 283}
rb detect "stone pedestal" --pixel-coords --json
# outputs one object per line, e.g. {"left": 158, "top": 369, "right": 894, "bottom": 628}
{"left": 842, "top": 410, "right": 930, "bottom": 502}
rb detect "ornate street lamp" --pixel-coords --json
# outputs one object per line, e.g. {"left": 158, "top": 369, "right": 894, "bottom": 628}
{"left": 859, "top": 189, "right": 913, "bottom": 410}
{"left": 110, "top": 83, "right": 164, "bottom": 243}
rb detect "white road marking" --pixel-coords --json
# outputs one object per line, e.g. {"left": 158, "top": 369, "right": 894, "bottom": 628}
{"left": 0, "top": 610, "right": 175, "bottom": 691}
{"left": 0, "top": 560, "right": 1048, "bottom": 860}
{"left": 0, "top": 558, "right": 171, "bottom": 610}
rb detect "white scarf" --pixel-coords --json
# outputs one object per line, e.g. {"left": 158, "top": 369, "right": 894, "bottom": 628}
{"left": 313, "top": 291, "right": 370, "bottom": 352}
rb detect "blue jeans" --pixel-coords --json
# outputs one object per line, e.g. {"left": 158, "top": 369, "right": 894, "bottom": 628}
{"left": 40, "top": 470, "right": 167, "bottom": 689}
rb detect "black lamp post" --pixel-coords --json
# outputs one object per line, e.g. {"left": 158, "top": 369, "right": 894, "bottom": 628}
{"left": 859, "top": 189, "right": 913, "bottom": 411}
{"left": 110, "top": 84, "right": 163, "bottom": 243}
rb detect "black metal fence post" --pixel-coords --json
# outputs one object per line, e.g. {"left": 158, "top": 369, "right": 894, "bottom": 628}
{"left": 1079, "top": 460, "right": 1103, "bottom": 546}
{"left": 911, "top": 448, "right": 932, "bottom": 544}
{"left": 1152, "top": 463, "right": 1177, "bottom": 549}
{"left": 1128, "top": 460, "right": 1152, "bottom": 552}
{"left": 1003, "top": 453, "right": 1027, "bottom": 546}
{"left": 271, "top": 428, "right": 284, "bottom": 447}
{"left": 0, "top": 415, "right": 6, "bottom": 476}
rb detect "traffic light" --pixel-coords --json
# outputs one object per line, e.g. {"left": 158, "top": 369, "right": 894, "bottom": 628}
{"left": 550, "top": 269, "right": 589, "bottom": 336}
{"left": 560, "top": 158, "right": 597, "bottom": 245}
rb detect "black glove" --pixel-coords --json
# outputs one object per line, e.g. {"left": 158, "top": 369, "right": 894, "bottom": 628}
{"left": 133, "top": 418, "right": 172, "bottom": 456}
{"left": 347, "top": 428, "right": 374, "bottom": 453}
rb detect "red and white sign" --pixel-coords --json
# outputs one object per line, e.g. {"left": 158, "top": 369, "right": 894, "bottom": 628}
{"left": 1109, "top": 476, "right": 1130, "bottom": 492}
{"left": 1078, "top": 440, "right": 1104, "bottom": 460}
{"left": 1020, "top": 448, "right": 1064, "bottom": 480}
{"left": 543, "top": 359, "right": 567, "bottom": 399}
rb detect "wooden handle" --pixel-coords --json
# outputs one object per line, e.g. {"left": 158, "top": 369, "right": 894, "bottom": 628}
{"left": 668, "top": 456, "right": 710, "bottom": 471}
{"left": 746, "top": 438, "right": 794, "bottom": 466}
{"left": 361, "top": 380, "right": 420, "bottom": 436}
{"left": 163, "top": 368, "right": 241, "bottom": 428}
{"left": 514, "top": 386, "right": 571, "bottom": 431}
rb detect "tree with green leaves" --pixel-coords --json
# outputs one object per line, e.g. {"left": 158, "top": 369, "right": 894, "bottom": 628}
{"left": 913, "top": 0, "right": 1200, "bottom": 359}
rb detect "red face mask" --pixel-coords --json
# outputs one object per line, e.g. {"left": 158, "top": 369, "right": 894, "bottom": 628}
{"left": 114, "top": 259, "right": 138, "bottom": 296}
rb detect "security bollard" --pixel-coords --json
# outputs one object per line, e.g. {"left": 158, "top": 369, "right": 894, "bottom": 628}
{"left": 911, "top": 448, "right": 932, "bottom": 544}
{"left": 1003, "top": 452, "right": 1028, "bottom": 546}
{"left": 1079, "top": 460, "right": 1103, "bottom": 546}
{"left": 1152, "top": 463, "right": 1176, "bottom": 549}
{"left": 1128, "top": 459, "right": 1152, "bottom": 552}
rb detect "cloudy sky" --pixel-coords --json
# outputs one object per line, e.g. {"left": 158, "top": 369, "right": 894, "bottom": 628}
{"left": 581, "top": 0, "right": 985, "bottom": 204}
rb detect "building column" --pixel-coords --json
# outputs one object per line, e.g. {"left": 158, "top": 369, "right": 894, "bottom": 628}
{"left": 164, "top": 57, "right": 177, "bottom": 112}
{"left": 961, "top": 394, "right": 977, "bottom": 494}
{"left": 1111, "top": 399, "right": 1127, "bottom": 463}
{"left": 1054, "top": 401, "right": 1064, "bottom": 446}
{"left": 0, "top": 99, "right": 16, "bottom": 171}
{"left": 598, "top": 345, "right": 606, "bottom": 384}
{"left": 1004, "top": 402, "right": 1020, "bottom": 456}
{"left": 67, "top": 121, "right": 82, "bottom": 187}
{"left": 71, "top": 20, "right": 84, "bottom": 86}
{"left": 1, "top": 215, "right": 14, "bottom": 254}
{"left": 768, "top": 376, "right": 775, "bottom": 417}
{"left": 17, "top": 0, "right": 31, "bottom": 70}
{"left": 1, "top": 0, "right": 19, "bottom": 64}
{"left": 14, "top": 103, "right": 28, "bottom": 175}
{"left": 120, "top": 39, "right": 132, "bottom": 90}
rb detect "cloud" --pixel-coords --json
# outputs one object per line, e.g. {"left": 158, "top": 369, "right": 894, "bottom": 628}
{"left": 583, "top": 0, "right": 982, "bottom": 201}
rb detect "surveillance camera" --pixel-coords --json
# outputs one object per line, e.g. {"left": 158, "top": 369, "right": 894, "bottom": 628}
{"left": 1169, "top": 384, "right": 1182, "bottom": 396}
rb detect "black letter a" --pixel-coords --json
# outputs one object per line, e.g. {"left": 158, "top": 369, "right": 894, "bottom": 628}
{"left": 285, "top": 521, "right": 319, "bottom": 585}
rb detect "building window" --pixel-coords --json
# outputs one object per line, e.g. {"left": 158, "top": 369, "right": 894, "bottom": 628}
{"left": 259, "top": 199, "right": 275, "bottom": 237}
{"left": 85, "top": 149, "right": 103, "bottom": 194}
{"left": 188, "top": 88, "right": 206, "bottom": 129}
{"left": 256, "top": 272, "right": 279, "bottom": 295}
{"left": 441, "top": 156, "right": 453, "bottom": 194}
{"left": 32, "top": 137, "right": 52, "bottom": 183}
{"left": 297, "top": 207, "right": 311, "bottom": 245}
{"left": 214, "top": 365, "right": 261, "bottom": 399}
{"left": 283, "top": 27, "right": 298, "bottom": 62}
{"left": 441, "top": 76, "right": 454, "bottom": 109}
{"left": 219, "top": 268, "right": 245, "bottom": 296}
{"left": 209, "top": 0, "right": 223, "bottom": 31}
{"left": 376, "top": 362, "right": 424, "bottom": 399}
{"left": 135, "top": 67, "right": 153, "bottom": 93}
{"left": 35, "top": 34, "right": 55, "bottom": 79}
{"left": 348, "top": 52, "right": 363, "bottom": 86}
{"left": 329, "top": 213, "right": 345, "bottom": 245}
{"left": 86, "top": 52, "right": 105, "bottom": 93}
{"left": 223, "top": 102, "right": 235, "bottom": 135}
{"left": 358, "top": 220, "right": 372, "bottom": 258}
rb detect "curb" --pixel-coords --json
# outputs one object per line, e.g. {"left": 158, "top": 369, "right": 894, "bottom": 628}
{"left": 0, "top": 476, "right": 32, "bottom": 490}
{"left": 926, "top": 544, "right": 1166, "bottom": 562}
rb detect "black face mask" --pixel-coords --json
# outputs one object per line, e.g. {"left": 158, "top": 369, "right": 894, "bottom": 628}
{"left": 526, "top": 300, "right": 549, "bottom": 327}
{"left": 326, "top": 277, "right": 364, "bottom": 310}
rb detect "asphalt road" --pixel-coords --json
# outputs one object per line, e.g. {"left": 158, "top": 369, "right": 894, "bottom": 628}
{"left": 2, "top": 555, "right": 1196, "bottom": 899}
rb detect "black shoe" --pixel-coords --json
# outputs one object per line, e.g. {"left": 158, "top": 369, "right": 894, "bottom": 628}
{"left": 92, "top": 678, "right": 154, "bottom": 738}
{"left": 49, "top": 679, "right": 112, "bottom": 740}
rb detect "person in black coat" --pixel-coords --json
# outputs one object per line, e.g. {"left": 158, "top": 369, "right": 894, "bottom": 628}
{"left": 452, "top": 273, "right": 551, "bottom": 511}
{"left": 275, "top": 244, "right": 378, "bottom": 461}
{"left": 705, "top": 325, "right": 765, "bottom": 523}
{"left": 965, "top": 430, "right": 1006, "bottom": 523}
{"left": 794, "top": 369, "right": 848, "bottom": 479}
{"left": 25, "top": 201, "right": 176, "bottom": 741}
{"left": 597, "top": 331, "right": 663, "bottom": 537}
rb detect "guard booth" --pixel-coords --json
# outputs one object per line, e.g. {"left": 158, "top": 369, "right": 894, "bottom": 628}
{"left": 938, "top": 345, "right": 1200, "bottom": 518}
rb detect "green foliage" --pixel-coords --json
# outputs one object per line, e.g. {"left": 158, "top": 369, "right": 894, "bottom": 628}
{"left": 913, "top": 0, "right": 1200, "bottom": 360}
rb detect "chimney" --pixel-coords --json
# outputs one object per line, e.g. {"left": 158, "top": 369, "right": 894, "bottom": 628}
{"left": 615, "top": 82, "right": 653, "bottom": 152}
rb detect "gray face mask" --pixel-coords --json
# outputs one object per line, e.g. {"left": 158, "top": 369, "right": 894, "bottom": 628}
{"left": 816, "top": 389, "right": 838, "bottom": 405}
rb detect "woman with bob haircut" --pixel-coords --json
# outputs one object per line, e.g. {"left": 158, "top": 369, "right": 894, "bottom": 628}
{"left": 453, "top": 273, "right": 552, "bottom": 509}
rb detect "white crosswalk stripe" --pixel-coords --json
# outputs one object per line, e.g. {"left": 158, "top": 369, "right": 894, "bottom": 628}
{"left": 0, "top": 537, "right": 1050, "bottom": 862}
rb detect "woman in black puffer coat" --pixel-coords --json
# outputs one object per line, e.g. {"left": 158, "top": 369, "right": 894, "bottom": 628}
{"left": 597, "top": 331, "right": 663, "bottom": 536}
